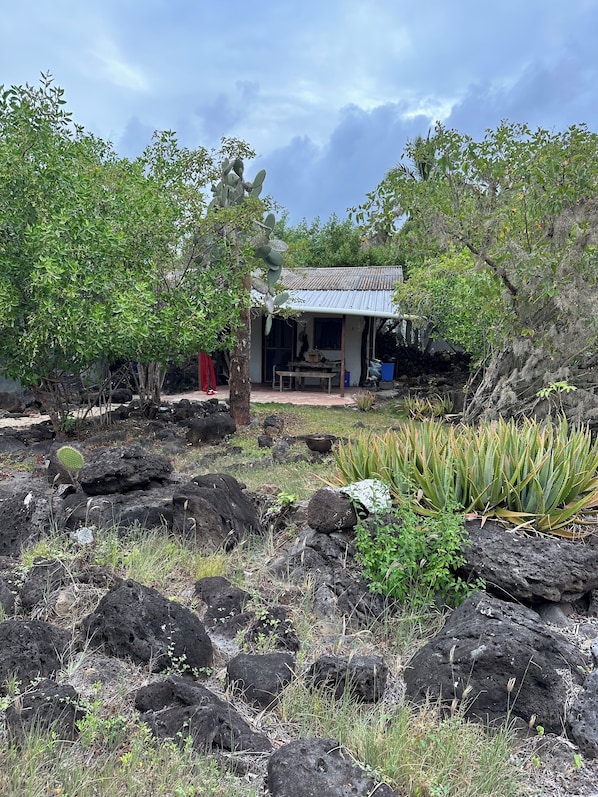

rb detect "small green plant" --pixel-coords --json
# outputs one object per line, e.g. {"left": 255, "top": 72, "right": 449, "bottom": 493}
{"left": 355, "top": 390, "right": 376, "bottom": 412}
{"left": 354, "top": 499, "right": 481, "bottom": 609}
{"left": 536, "top": 380, "right": 577, "bottom": 399}
{"left": 402, "top": 392, "right": 454, "bottom": 420}
{"left": 536, "top": 379, "right": 577, "bottom": 417}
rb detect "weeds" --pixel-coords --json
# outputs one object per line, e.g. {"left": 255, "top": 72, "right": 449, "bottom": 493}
{"left": 354, "top": 390, "right": 376, "bottom": 412}
{"left": 354, "top": 500, "right": 482, "bottom": 610}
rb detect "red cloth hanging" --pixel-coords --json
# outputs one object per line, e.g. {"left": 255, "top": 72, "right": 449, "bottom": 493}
{"left": 199, "top": 352, "right": 217, "bottom": 394}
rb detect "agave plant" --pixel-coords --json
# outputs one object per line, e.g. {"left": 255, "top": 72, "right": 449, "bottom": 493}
{"left": 333, "top": 418, "right": 598, "bottom": 536}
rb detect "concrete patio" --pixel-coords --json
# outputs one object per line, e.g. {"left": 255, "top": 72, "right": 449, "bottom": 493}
{"left": 163, "top": 383, "right": 363, "bottom": 407}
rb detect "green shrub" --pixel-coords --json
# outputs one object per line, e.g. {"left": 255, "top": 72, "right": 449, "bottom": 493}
{"left": 355, "top": 500, "right": 478, "bottom": 608}
{"left": 354, "top": 390, "right": 376, "bottom": 412}
{"left": 402, "top": 392, "right": 454, "bottom": 419}
{"left": 335, "top": 418, "right": 598, "bottom": 535}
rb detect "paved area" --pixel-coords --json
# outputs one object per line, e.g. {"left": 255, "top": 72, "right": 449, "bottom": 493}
{"left": 164, "top": 383, "right": 362, "bottom": 407}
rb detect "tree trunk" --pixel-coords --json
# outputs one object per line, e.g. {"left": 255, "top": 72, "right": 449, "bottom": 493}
{"left": 464, "top": 318, "right": 598, "bottom": 425}
{"left": 133, "top": 361, "right": 164, "bottom": 417}
{"left": 228, "top": 273, "right": 252, "bottom": 425}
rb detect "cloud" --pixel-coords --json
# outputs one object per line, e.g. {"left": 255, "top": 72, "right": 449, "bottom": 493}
{"left": 264, "top": 102, "right": 432, "bottom": 223}
{"left": 89, "top": 36, "right": 149, "bottom": 92}
{"left": 195, "top": 80, "right": 261, "bottom": 139}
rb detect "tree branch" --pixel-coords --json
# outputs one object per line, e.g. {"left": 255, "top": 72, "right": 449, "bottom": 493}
{"left": 459, "top": 239, "right": 519, "bottom": 296}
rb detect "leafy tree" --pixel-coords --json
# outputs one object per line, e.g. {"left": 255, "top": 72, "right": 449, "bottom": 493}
{"left": 0, "top": 75, "right": 244, "bottom": 428}
{"left": 358, "top": 121, "right": 598, "bottom": 423}
{"left": 393, "top": 248, "right": 507, "bottom": 364}
{"left": 127, "top": 132, "right": 247, "bottom": 410}
{"left": 275, "top": 213, "right": 405, "bottom": 269}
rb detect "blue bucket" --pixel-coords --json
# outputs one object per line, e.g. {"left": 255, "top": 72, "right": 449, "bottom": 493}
{"left": 344, "top": 371, "right": 350, "bottom": 387}
{"left": 381, "top": 363, "right": 395, "bottom": 381}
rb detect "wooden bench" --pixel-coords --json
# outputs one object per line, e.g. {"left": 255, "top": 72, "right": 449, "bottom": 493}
{"left": 274, "top": 368, "right": 337, "bottom": 394}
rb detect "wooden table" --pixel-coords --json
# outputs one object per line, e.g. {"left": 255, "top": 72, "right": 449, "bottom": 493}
{"left": 275, "top": 361, "right": 341, "bottom": 393}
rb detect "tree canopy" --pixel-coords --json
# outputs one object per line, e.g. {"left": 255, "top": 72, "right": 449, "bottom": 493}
{"left": 275, "top": 213, "right": 405, "bottom": 269}
{"left": 359, "top": 121, "right": 598, "bottom": 422}
{"left": 0, "top": 74, "right": 245, "bottom": 424}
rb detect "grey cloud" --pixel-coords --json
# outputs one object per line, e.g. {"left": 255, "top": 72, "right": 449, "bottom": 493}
{"left": 264, "top": 103, "right": 431, "bottom": 223}
{"left": 195, "top": 80, "right": 261, "bottom": 139}
{"left": 117, "top": 116, "right": 155, "bottom": 159}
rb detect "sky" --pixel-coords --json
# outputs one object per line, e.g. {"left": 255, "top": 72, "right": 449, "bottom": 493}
{"left": 2, "top": 0, "right": 598, "bottom": 225}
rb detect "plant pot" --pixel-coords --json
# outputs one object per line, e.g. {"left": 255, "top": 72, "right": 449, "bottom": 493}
{"left": 305, "top": 435, "right": 334, "bottom": 453}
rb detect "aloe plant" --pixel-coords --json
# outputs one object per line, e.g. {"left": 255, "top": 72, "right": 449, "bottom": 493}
{"left": 334, "top": 418, "right": 598, "bottom": 535}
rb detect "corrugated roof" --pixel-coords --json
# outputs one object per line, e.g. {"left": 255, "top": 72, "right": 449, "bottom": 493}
{"left": 275, "top": 266, "right": 403, "bottom": 318}
{"left": 280, "top": 266, "right": 403, "bottom": 291}
{"left": 282, "top": 289, "right": 399, "bottom": 318}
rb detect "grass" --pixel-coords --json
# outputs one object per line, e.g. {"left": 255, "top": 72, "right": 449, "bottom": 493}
{"left": 0, "top": 400, "right": 535, "bottom": 796}
{"left": 0, "top": 715, "right": 260, "bottom": 797}
{"left": 278, "top": 683, "right": 523, "bottom": 797}
{"left": 173, "top": 400, "right": 403, "bottom": 501}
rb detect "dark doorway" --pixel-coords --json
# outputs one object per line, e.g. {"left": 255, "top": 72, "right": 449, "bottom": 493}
{"left": 263, "top": 317, "right": 295, "bottom": 384}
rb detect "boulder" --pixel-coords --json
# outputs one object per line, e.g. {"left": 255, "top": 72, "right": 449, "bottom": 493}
{"left": 0, "top": 435, "right": 27, "bottom": 454}
{"left": 185, "top": 413, "right": 236, "bottom": 445}
{"left": 0, "top": 392, "right": 24, "bottom": 413}
{"left": 226, "top": 652, "right": 296, "bottom": 708}
{"left": 461, "top": 520, "right": 598, "bottom": 602}
{"left": 306, "top": 654, "right": 388, "bottom": 702}
{"left": 271, "top": 527, "right": 388, "bottom": 627}
{"left": 0, "top": 577, "right": 15, "bottom": 615}
{"left": 135, "top": 675, "right": 272, "bottom": 754}
{"left": 568, "top": 670, "right": 598, "bottom": 758}
{"left": 172, "top": 473, "right": 261, "bottom": 550}
{"left": 195, "top": 576, "right": 251, "bottom": 626}
{"left": 262, "top": 415, "right": 284, "bottom": 436}
{"left": 404, "top": 592, "right": 587, "bottom": 733}
{"left": 0, "top": 620, "right": 71, "bottom": 694}
{"left": 76, "top": 445, "right": 173, "bottom": 495}
{"left": 267, "top": 738, "right": 400, "bottom": 797}
{"left": 19, "top": 558, "right": 71, "bottom": 610}
{"left": 5, "top": 679, "right": 86, "bottom": 740}
{"left": 307, "top": 488, "right": 358, "bottom": 532}
{"left": 80, "top": 579, "right": 212, "bottom": 673}
{"left": 57, "top": 486, "right": 174, "bottom": 532}
{"left": 0, "top": 486, "right": 50, "bottom": 556}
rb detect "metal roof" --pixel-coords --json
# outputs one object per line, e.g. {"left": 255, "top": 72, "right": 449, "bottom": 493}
{"left": 276, "top": 266, "right": 404, "bottom": 319}
{"left": 280, "top": 266, "right": 403, "bottom": 291}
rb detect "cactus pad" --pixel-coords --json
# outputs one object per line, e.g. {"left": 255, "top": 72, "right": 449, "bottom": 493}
{"left": 57, "top": 445, "right": 84, "bottom": 471}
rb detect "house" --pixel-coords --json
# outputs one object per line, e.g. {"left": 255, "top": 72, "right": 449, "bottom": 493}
{"left": 250, "top": 266, "right": 404, "bottom": 393}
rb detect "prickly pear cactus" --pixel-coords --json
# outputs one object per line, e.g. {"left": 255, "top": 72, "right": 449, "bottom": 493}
{"left": 56, "top": 445, "right": 84, "bottom": 472}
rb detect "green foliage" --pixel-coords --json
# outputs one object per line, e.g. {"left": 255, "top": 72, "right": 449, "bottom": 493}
{"left": 0, "top": 75, "right": 247, "bottom": 423}
{"left": 394, "top": 248, "right": 507, "bottom": 363}
{"left": 357, "top": 122, "right": 598, "bottom": 419}
{"left": 355, "top": 500, "right": 477, "bottom": 608}
{"left": 402, "top": 392, "right": 454, "bottom": 420}
{"left": 279, "top": 682, "right": 524, "bottom": 797}
{"left": 354, "top": 390, "right": 376, "bottom": 412}
{"left": 275, "top": 212, "right": 405, "bottom": 269}
{"left": 334, "top": 418, "right": 598, "bottom": 534}
{"left": 0, "top": 710, "right": 258, "bottom": 796}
